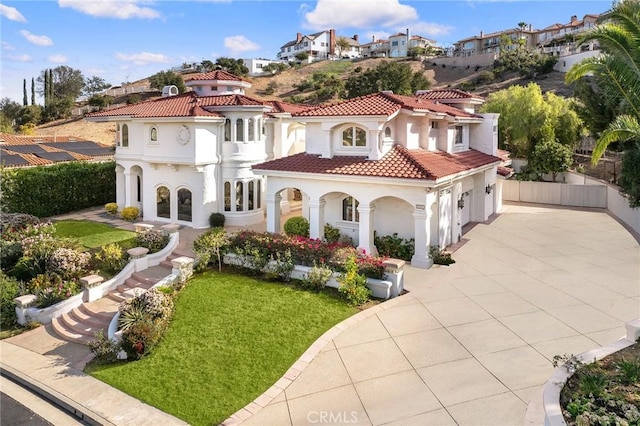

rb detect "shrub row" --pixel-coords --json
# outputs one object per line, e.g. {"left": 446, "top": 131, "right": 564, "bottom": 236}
{"left": 0, "top": 161, "right": 116, "bottom": 218}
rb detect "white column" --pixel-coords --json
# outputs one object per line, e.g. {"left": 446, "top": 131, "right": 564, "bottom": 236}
{"left": 123, "top": 171, "right": 133, "bottom": 207}
{"left": 357, "top": 204, "right": 377, "bottom": 256}
{"left": 266, "top": 193, "right": 282, "bottom": 233}
{"left": 308, "top": 198, "right": 325, "bottom": 240}
{"left": 115, "top": 167, "right": 125, "bottom": 208}
{"left": 411, "top": 207, "right": 433, "bottom": 268}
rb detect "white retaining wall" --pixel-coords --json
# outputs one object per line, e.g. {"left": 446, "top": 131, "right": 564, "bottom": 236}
{"left": 502, "top": 171, "right": 640, "bottom": 235}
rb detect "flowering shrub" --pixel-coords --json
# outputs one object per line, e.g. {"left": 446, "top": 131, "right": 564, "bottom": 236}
{"left": 337, "top": 256, "right": 371, "bottom": 306}
{"left": 374, "top": 232, "right": 414, "bottom": 261}
{"left": 0, "top": 213, "right": 40, "bottom": 234}
{"left": 193, "top": 228, "right": 229, "bottom": 272}
{"left": 104, "top": 203, "right": 118, "bottom": 215}
{"left": 1, "top": 272, "right": 24, "bottom": 328}
{"left": 300, "top": 265, "right": 333, "bottom": 291}
{"left": 30, "top": 273, "right": 80, "bottom": 308}
{"left": 226, "top": 231, "right": 386, "bottom": 279}
{"left": 11, "top": 225, "right": 76, "bottom": 281}
{"left": 48, "top": 247, "right": 91, "bottom": 279}
{"left": 118, "top": 288, "right": 175, "bottom": 359}
{"left": 136, "top": 230, "right": 169, "bottom": 253}
{"left": 323, "top": 223, "right": 341, "bottom": 243}
{"left": 93, "top": 243, "right": 129, "bottom": 276}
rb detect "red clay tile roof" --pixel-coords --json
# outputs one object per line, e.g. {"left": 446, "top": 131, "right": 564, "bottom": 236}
{"left": 264, "top": 100, "right": 315, "bottom": 114}
{"left": 86, "top": 92, "right": 274, "bottom": 118}
{"left": 253, "top": 144, "right": 500, "bottom": 181}
{"left": 498, "top": 166, "right": 514, "bottom": 177}
{"left": 184, "top": 70, "right": 250, "bottom": 83}
{"left": 293, "top": 92, "right": 477, "bottom": 118}
{"left": 417, "top": 89, "right": 475, "bottom": 100}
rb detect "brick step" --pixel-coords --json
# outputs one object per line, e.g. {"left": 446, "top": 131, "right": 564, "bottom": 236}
{"left": 51, "top": 317, "right": 94, "bottom": 345}
{"left": 68, "top": 307, "right": 111, "bottom": 329}
{"left": 118, "top": 279, "right": 154, "bottom": 294}
{"left": 59, "top": 312, "right": 107, "bottom": 337}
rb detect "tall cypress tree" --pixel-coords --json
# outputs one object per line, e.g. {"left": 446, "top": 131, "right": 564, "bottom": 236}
{"left": 49, "top": 69, "right": 54, "bottom": 100}
{"left": 44, "top": 71, "right": 49, "bottom": 107}
{"left": 31, "top": 77, "right": 35, "bottom": 105}
{"left": 23, "top": 79, "right": 27, "bottom": 106}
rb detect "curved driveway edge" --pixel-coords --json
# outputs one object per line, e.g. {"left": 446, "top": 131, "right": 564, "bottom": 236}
{"left": 233, "top": 203, "right": 640, "bottom": 426}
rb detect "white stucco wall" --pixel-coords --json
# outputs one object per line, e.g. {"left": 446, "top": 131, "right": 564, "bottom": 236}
{"left": 469, "top": 113, "right": 499, "bottom": 156}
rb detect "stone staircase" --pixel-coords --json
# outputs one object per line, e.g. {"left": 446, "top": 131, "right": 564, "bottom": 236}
{"left": 51, "top": 249, "right": 193, "bottom": 345}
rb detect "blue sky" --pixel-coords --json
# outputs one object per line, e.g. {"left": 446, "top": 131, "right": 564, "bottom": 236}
{"left": 1, "top": 0, "right": 611, "bottom": 105}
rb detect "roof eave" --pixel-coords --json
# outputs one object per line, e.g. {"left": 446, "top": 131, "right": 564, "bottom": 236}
{"left": 252, "top": 168, "right": 436, "bottom": 187}
{"left": 433, "top": 161, "right": 500, "bottom": 184}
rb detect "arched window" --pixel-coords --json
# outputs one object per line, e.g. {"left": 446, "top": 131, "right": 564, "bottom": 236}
{"left": 224, "top": 182, "right": 231, "bottom": 211}
{"left": 150, "top": 126, "right": 158, "bottom": 142}
{"left": 157, "top": 186, "right": 170, "bottom": 219}
{"left": 136, "top": 176, "right": 141, "bottom": 202}
{"left": 248, "top": 181, "right": 254, "bottom": 211}
{"left": 342, "top": 196, "right": 359, "bottom": 222}
{"left": 116, "top": 124, "right": 121, "bottom": 146}
{"left": 236, "top": 118, "right": 244, "bottom": 142}
{"left": 224, "top": 119, "right": 231, "bottom": 141}
{"left": 122, "top": 124, "right": 129, "bottom": 147}
{"left": 256, "top": 179, "right": 261, "bottom": 209}
{"left": 236, "top": 181, "right": 244, "bottom": 211}
{"left": 248, "top": 119, "right": 255, "bottom": 141}
{"left": 258, "top": 118, "right": 263, "bottom": 136}
{"left": 177, "top": 188, "right": 192, "bottom": 222}
{"left": 384, "top": 127, "right": 392, "bottom": 139}
{"left": 342, "top": 126, "right": 366, "bottom": 147}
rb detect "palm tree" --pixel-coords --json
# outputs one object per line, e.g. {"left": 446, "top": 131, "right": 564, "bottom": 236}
{"left": 565, "top": 0, "right": 640, "bottom": 162}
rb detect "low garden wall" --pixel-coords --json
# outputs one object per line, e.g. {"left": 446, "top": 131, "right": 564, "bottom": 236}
{"left": 14, "top": 230, "right": 179, "bottom": 325}
{"left": 223, "top": 253, "right": 404, "bottom": 300}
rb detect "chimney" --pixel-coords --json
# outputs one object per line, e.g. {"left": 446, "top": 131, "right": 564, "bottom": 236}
{"left": 529, "top": 24, "right": 532, "bottom": 31}
{"left": 372, "top": 35, "right": 376, "bottom": 42}
{"left": 480, "top": 30, "right": 484, "bottom": 38}
{"left": 353, "top": 34, "right": 358, "bottom": 42}
{"left": 570, "top": 15, "right": 577, "bottom": 22}
{"left": 329, "top": 29, "right": 336, "bottom": 56}
{"left": 296, "top": 32, "right": 302, "bottom": 43}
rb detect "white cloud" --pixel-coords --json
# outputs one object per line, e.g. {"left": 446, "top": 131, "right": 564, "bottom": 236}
{"left": 49, "top": 54, "right": 67, "bottom": 63}
{"left": 303, "top": 0, "right": 417, "bottom": 30}
{"left": 2, "top": 41, "right": 16, "bottom": 51}
{"left": 224, "top": 35, "right": 259, "bottom": 54}
{"left": 408, "top": 22, "right": 455, "bottom": 37}
{"left": 0, "top": 4, "right": 27, "bottom": 22}
{"left": 87, "top": 67, "right": 107, "bottom": 75}
{"left": 115, "top": 51, "right": 170, "bottom": 66}
{"left": 20, "top": 30, "right": 53, "bottom": 46}
{"left": 8, "top": 54, "right": 32, "bottom": 62}
{"left": 58, "top": 0, "right": 161, "bottom": 19}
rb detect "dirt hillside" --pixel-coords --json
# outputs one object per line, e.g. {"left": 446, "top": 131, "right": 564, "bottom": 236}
{"left": 36, "top": 58, "right": 573, "bottom": 143}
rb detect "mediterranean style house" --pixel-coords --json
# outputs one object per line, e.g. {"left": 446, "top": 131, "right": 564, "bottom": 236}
{"left": 85, "top": 72, "right": 501, "bottom": 269}
{"left": 277, "top": 29, "right": 361, "bottom": 62}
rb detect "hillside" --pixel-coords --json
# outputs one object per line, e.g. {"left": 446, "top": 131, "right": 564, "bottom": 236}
{"left": 35, "top": 58, "right": 574, "bottom": 144}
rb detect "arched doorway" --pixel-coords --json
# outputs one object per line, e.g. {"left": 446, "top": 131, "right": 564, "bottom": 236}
{"left": 157, "top": 186, "right": 170, "bottom": 219}
{"left": 177, "top": 188, "right": 192, "bottom": 222}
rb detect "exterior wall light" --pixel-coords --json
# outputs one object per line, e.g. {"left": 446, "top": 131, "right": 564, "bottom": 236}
{"left": 458, "top": 198, "right": 465, "bottom": 209}
{"left": 486, "top": 184, "right": 493, "bottom": 194}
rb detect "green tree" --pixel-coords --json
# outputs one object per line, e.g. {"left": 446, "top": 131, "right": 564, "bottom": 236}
{"left": 572, "top": 77, "right": 622, "bottom": 137}
{"left": 0, "top": 98, "right": 22, "bottom": 132}
{"left": 480, "top": 82, "right": 583, "bottom": 158}
{"left": 88, "top": 94, "right": 114, "bottom": 111}
{"left": 295, "top": 52, "right": 309, "bottom": 62}
{"left": 200, "top": 60, "right": 215, "bottom": 72}
{"left": 31, "top": 77, "right": 35, "bottom": 105}
{"left": 215, "top": 57, "right": 249, "bottom": 77}
{"left": 44, "top": 70, "right": 49, "bottom": 107}
{"left": 336, "top": 37, "right": 351, "bottom": 58}
{"left": 565, "top": 0, "right": 640, "bottom": 206}
{"left": 37, "top": 66, "right": 85, "bottom": 101}
{"left": 345, "top": 61, "right": 431, "bottom": 98}
{"left": 148, "top": 70, "right": 186, "bottom": 93}
{"left": 22, "top": 79, "right": 27, "bottom": 106}
{"left": 16, "top": 105, "right": 42, "bottom": 127}
{"left": 42, "top": 97, "right": 73, "bottom": 122}
{"left": 83, "top": 76, "right": 111, "bottom": 97}
{"left": 262, "top": 62, "right": 288, "bottom": 75}
{"left": 528, "top": 139, "right": 574, "bottom": 182}
{"left": 407, "top": 46, "right": 426, "bottom": 60}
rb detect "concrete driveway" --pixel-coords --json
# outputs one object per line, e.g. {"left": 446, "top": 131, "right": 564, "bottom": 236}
{"left": 239, "top": 203, "right": 640, "bottom": 426}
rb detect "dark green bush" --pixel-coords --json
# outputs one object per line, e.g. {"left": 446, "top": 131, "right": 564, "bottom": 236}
{"left": 324, "top": 223, "right": 341, "bottom": 243}
{"left": 209, "top": 212, "right": 225, "bottom": 228}
{"left": 284, "top": 216, "right": 310, "bottom": 238}
{"left": 1, "top": 272, "right": 23, "bottom": 329}
{"left": 0, "top": 162, "right": 116, "bottom": 217}
{"left": 374, "top": 232, "right": 415, "bottom": 261}
{"left": 429, "top": 246, "right": 455, "bottom": 266}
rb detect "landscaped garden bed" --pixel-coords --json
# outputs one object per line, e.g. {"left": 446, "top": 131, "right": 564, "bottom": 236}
{"left": 86, "top": 271, "right": 358, "bottom": 425}
{"left": 560, "top": 341, "right": 640, "bottom": 425}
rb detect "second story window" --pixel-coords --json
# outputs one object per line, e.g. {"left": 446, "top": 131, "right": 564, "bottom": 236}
{"left": 224, "top": 119, "right": 231, "bottom": 141}
{"left": 122, "top": 124, "right": 129, "bottom": 147}
{"left": 236, "top": 118, "right": 244, "bottom": 142}
{"left": 150, "top": 126, "right": 158, "bottom": 143}
{"left": 454, "top": 126, "right": 463, "bottom": 145}
{"left": 248, "top": 118, "right": 255, "bottom": 141}
{"left": 384, "top": 127, "right": 392, "bottom": 139}
{"left": 342, "top": 126, "right": 366, "bottom": 147}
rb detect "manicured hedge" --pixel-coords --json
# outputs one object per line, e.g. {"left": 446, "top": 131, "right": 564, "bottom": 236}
{"left": 0, "top": 161, "right": 116, "bottom": 217}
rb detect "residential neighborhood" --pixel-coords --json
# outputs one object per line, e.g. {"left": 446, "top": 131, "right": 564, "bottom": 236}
{"left": 0, "top": 1, "right": 638, "bottom": 426}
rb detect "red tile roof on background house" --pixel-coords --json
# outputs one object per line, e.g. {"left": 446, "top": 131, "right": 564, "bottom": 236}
{"left": 417, "top": 89, "right": 475, "bottom": 100}
{"left": 184, "top": 70, "right": 250, "bottom": 83}
{"left": 85, "top": 92, "right": 275, "bottom": 118}
{"left": 264, "top": 100, "right": 315, "bottom": 115}
{"left": 293, "top": 92, "right": 478, "bottom": 118}
{"left": 253, "top": 144, "right": 500, "bottom": 181}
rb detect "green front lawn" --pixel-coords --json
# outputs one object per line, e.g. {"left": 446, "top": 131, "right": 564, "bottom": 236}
{"left": 54, "top": 220, "right": 136, "bottom": 248}
{"left": 86, "top": 271, "right": 358, "bottom": 425}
